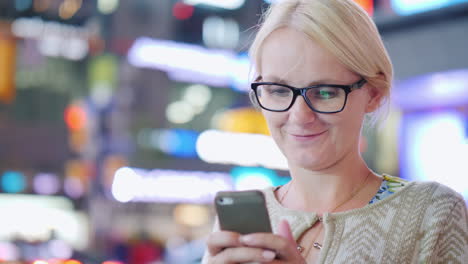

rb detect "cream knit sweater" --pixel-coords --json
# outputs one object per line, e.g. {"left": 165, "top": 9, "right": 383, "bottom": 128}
{"left": 203, "top": 181, "right": 468, "bottom": 263}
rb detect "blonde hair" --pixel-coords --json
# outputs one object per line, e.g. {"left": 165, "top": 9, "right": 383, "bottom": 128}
{"left": 249, "top": 0, "right": 393, "bottom": 123}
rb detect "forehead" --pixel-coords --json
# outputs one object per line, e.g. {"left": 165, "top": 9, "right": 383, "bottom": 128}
{"left": 258, "top": 27, "right": 355, "bottom": 85}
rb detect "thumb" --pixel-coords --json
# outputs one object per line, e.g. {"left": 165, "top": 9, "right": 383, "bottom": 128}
{"left": 277, "top": 219, "right": 295, "bottom": 244}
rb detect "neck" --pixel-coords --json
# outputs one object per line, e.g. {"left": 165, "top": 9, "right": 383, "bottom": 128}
{"left": 282, "top": 151, "right": 376, "bottom": 213}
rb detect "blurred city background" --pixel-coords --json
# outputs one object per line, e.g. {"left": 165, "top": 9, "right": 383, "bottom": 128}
{"left": 0, "top": 0, "right": 467, "bottom": 263}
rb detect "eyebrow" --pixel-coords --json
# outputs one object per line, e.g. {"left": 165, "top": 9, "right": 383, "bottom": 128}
{"left": 255, "top": 75, "right": 342, "bottom": 86}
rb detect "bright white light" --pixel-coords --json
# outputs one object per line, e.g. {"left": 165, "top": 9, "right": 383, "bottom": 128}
{"left": 203, "top": 16, "right": 240, "bottom": 49}
{"left": 196, "top": 130, "right": 288, "bottom": 170}
{"left": 98, "top": 0, "right": 119, "bottom": 14}
{"left": 404, "top": 112, "right": 468, "bottom": 198}
{"left": 0, "top": 194, "right": 89, "bottom": 249}
{"left": 236, "top": 174, "right": 274, "bottom": 190}
{"left": 62, "top": 37, "right": 88, "bottom": 60}
{"left": 184, "top": 0, "right": 245, "bottom": 10}
{"left": 127, "top": 37, "right": 250, "bottom": 90}
{"left": 111, "top": 168, "right": 233, "bottom": 203}
{"left": 183, "top": 84, "right": 212, "bottom": 108}
{"left": 33, "top": 261, "right": 48, "bottom": 264}
{"left": 11, "top": 17, "right": 89, "bottom": 60}
{"left": 38, "top": 35, "right": 62, "bottom": 57}
{"left": 111, "top": 167, "right": 141, "bottom": 202}
{"left": 166, "top": 101, "right": 195, "bottom": 124}
{"left": 11, "top": 17, "right": 44, "bottom": 38}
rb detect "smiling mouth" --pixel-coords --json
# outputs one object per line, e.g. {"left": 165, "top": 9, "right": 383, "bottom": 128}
{"left": 290, "top": 130, "right": 327, "bottom": 139}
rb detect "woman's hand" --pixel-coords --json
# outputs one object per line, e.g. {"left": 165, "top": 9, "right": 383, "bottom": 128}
{"left": 206, "top": 220, "right": 306, "bottom": 264}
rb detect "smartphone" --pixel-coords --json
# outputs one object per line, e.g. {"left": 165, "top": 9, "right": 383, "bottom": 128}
{"left": 215, "top": 190, "right": 272, "bottom": 234}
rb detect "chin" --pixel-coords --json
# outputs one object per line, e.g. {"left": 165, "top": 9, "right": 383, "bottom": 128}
{"left": 287, "top": 153, "right": 329, "bottom": 171}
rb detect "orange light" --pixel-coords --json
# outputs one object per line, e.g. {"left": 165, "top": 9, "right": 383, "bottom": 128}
{"left": 0, "top": 24, "right": 16, "bottom": 104}
{"left": 48, "top": 258, "right": 65, "bottom": 264}
{"left": 64, "top": 104, "right": 87, "bottom": 131}
{"left": 59, "top": 0, "right": 82, "bottom": 19}
{"left": 64, "top": 260, "right": 82, "bottom": 264}
{"left": 102, "top": 261, "right": 124, "bottom": 264}
{"left": 216, "top": 108, "right": 270, "bottom": 135}
{"left": 354, "top": 0, "right": 374, "bottom": 16}
{"left": 33, "top": 261, "right": 49, "bottom": 264}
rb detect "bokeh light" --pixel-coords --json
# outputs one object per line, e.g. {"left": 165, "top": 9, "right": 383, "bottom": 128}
{"left": 173, "top": 204, "right": 210, "bottom": 227}
{"left": 58, "top": 0, "right": 82, "bottom": 19}
{"left": 0, "top": 242, "right": 19, "bottom": 261}
{"left": 33, "top": 260, "right": 49, "bottom": 264}
{"left": 15, "top": 0, "right": 32, "bottom": 11}
{"left": 49, "top": 239, "right": 73, "bottom": 259}
{"left": 64, "top": 177, "right": 85, "bottom": 199}
{"left": 98, "top": 0, "right": 119, "bottom": 14}
{"left": 33, "top": 173, "right": 60, "bottom": 195}
{"left": 1, "top": 171, "right": 26, "bottom": 193}
{"left": 64, "top": 104, "right": 87, "bottom": 132}
{"left": 172, "top": 2, "right": 194, "bottom": 20}
{"left": 111, "top": 167, "right": 139, "bottom": 203}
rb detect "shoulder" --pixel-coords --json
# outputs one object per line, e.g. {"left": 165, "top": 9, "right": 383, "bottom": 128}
{"left": 365, "top": 179, "right": 465, "bottom": 218}
{"left": 403, "top": 181, "right": 467, "bottom": 226}
{"left": 408, "top": 180, "right": 465, "bottom": 205}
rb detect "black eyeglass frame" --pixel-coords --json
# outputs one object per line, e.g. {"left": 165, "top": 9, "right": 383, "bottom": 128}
{"left": 250, "top": 78, "right": 367, "bottom": 114}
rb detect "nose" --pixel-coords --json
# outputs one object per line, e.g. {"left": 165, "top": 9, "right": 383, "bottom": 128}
{"left": 288, "top": 95, "right": 317, "bottom": 123}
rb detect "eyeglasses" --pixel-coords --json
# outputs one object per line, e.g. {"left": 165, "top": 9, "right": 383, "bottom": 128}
{"left": 250, "top": 78, "right": 367, "bottom": 113}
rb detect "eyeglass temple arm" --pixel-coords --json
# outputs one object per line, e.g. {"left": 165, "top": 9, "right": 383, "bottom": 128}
{"left": 351, "top": 78, "right": 367, "bottom": 91}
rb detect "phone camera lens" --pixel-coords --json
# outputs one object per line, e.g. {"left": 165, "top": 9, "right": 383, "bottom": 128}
{"left": 217, "top": 197, "right": 233, "bottom": 205}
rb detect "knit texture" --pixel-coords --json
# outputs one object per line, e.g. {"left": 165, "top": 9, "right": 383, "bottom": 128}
{"left": 263, "top": 181, "right": 468, "bottom": 263}
{"left": 202, "top": 181, "right": 468, "bottom": 263}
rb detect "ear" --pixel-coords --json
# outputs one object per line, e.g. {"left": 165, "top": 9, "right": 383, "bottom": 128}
{"left": 364, "top": 75, "right": 386, "bottom": 113}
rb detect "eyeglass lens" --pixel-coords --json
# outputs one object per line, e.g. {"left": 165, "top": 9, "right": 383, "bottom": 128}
{"left": 256, "top": 84, "right": 346, "bottom": 112}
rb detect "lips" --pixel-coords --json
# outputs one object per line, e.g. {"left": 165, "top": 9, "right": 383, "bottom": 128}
{"left": 290, "top": 130, "right": 327, "bottom": 140}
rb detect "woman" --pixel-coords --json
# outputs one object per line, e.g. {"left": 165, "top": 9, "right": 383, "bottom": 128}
{"left": 203, "top": 0, "right": 468, "bottom": 263}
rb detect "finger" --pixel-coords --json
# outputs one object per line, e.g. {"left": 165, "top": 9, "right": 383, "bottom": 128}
{"left": 206, "top": 231, "right": 242, "bottom": 256}
{"left": 277, "top": 219, "right": 295, "bottom": 243}
{"left": 214, "top": 246, "right": 276, "bottom": 264}
{"left": 239, "top": 233, "right": 298, "bottom": 260}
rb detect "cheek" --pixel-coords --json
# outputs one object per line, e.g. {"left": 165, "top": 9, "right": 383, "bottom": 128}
{"left": 330, "top": 112, "right": 365, "bottom": 148}
{"left": 262, "top": 111, "right": 285, "bottom": 129}
{"left": 262, "top": 112, "right": 288, "bottom": 143}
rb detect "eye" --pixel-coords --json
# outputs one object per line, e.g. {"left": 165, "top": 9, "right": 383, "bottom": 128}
{"left": 312, "top": 87, "right": 339, "bottom": 99}
{"left": 264, "top": 85, "right": 291, "bottom": 97}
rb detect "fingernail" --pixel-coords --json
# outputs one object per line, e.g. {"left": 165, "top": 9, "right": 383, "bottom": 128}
{"left": 263, "top": 250, "right": 276, "bottom": 260}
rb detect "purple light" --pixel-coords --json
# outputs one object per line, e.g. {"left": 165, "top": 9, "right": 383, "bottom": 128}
{"left": 33, "top": 173, "right": 60, "bottom": 195}
{"left": 111, "top": 167, "right": 234, "bottom": 203}
{"left": 64, "top": 177, "right": 85, "bottom": 199}
{"left": 401, "top": 111, "right": 467, "bottom": 198}
{"left": 393, "top": 69, "right": 468, "bottom": 110}
{"left": 127, "top": 37, "right": 250, "bottom": 91}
